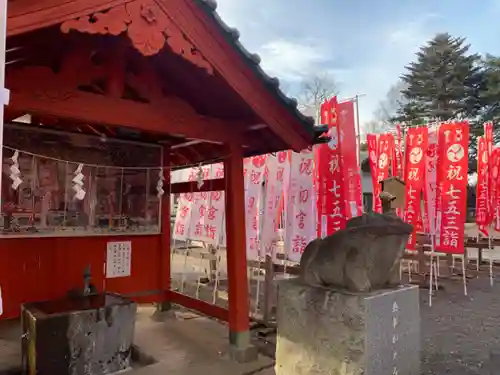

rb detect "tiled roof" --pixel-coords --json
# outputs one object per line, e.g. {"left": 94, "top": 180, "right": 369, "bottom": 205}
{"left": 196, "top": 0, "right": 316, "bottom": 133}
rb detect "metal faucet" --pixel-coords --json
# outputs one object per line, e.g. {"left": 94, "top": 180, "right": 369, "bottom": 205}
{"left": 83, "top": 265, "right": 92, "bottom": 296}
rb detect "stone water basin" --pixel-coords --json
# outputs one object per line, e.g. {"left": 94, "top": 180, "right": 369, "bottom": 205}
{"left": 21, "top": 292, "right": 136, "bottom": 375}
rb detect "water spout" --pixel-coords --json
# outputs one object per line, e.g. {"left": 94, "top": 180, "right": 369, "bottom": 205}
{"left": 83, "top": 265, "right": 92, "bottom": 296}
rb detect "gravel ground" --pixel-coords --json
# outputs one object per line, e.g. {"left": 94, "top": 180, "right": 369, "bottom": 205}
{"left": 249, "top": 270, "right": 500, "bottom": 375}
{"left": 173, "top": 246, "right": 500, "bottom": 374}
{"left": 420, "top": 272, "right": 500, "bottom": 375}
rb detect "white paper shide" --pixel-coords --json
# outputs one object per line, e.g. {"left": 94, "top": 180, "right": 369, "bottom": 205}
{"left": 72, "top": 163, "right": 86, "bottom": 200}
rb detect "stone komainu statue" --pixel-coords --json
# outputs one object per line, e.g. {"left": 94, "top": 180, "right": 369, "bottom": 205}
{"left": 299, "top": 212, "right": 413, "bottom": 294}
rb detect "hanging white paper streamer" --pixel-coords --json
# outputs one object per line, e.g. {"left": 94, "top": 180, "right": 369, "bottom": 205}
{"left": 72, "top": 163, "right": 86, "bottom": 200}
{"left": 9, "top": 150, "right": 22, "bottom": 190}
{"left": 196, "top": 165, "right": 204, "bottom": 189}
{"left": 157, "top": 169, "right": 164, "bottom": 198}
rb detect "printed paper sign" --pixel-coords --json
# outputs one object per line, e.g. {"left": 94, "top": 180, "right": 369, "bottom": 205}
{"left": 106, "top": 241, "right": 132, "bottom": 278}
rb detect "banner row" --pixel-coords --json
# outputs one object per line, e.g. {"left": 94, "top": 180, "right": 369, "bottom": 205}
{"left": 172, "top": 110, "right": 483, "bottom": 259}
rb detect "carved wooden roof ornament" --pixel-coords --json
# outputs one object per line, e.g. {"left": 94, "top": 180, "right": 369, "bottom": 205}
{"left": 60, "top": 0, "right": 213, "bottom": 74}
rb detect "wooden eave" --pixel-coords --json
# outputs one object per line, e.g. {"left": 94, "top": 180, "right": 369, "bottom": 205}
{"left": 6, "top": 0, "right": 317, "bottom": 152}
{"left": 7, "top": 0, "right": 136, "bottom": 36}
{"left": 4, "top": 29, "right": 289, "bottom": 167}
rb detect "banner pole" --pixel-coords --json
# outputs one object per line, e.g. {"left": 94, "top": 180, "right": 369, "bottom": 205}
{"left": 355, "top": 94, "right": 361, "bottom": 166}
{"left": 489, "top": 235, "right": 493, "bottom": 287}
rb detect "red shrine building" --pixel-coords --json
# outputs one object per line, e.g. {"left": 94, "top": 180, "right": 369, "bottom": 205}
{"left": 0, "top": 0, "right": 319, "bottom": 355}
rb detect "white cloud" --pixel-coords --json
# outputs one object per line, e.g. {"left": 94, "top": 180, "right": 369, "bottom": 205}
{"left": 215, "top": 0, "right": 439, "bottom": 135}
{"left": 258, "top": 40, "right": 330, "bottom": 81}
{"left": 349, "top": 14, "right": 439, "bottom": 134}
{"left": 215, "top": 0, "right": 272, "bottom": 41}
{"left": 216, "top": 0, "right": 334, "bottom": 83}
{"left": 387, "top": 14, "right": 439, "bottom": 47}
{"left": 213, "top": 0, "right": 247, "bottom": 27}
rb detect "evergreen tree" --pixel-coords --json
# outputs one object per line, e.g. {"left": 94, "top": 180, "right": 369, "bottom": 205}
{"left": 396, "top": 33, "right": 482, "bottom": 123}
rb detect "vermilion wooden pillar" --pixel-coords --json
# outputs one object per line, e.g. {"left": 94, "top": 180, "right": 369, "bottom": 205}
{"left": 159, "top": 146, "right": 171, "bottom": 310}
{"left": 224, "top": 143, "right": 257, "bottom": 361}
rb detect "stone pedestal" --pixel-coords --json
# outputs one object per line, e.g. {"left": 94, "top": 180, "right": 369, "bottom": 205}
{"left": 275, "top": 279, "right": 420, "bottom": 375}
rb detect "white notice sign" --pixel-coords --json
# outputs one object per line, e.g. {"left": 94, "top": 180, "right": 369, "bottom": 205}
{"left": 106, "top": 241, "right": 132, "bottom": 278}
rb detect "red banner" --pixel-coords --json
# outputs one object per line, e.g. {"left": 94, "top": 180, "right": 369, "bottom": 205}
{"left": 325, "top": 97, "right": 347, "bottom": 234}
{"left": 436, "top": 122, "right": 469, "bottom": 254}
{"left": 367, "top": 134, "right": 379, "bottom": 212}
{"left": 374, "top": 133, "right": 394, "bottom": 212}
{"left": 316, "top": 97, "right": 346, "bottom": 236}
{"left": 392, "top": 124, "right": 404, "bottom": 179}
{"left": 484, "top": 121, "right": 494, "bottom": 227}
{"left": 492, "top": 147, "right": 500, "bottom": 231}
{"left": 424, "top": 127, "right": 439, "bottom": 234}
{"left": 485, "top": 121, "right": 493, "bottom": 153}
{"left": 391, "top": 140, "right": 398, "bottom": 178}
{"left": 403, "top": 127, "right": 428, "bottom": 249}
{"left": 476, "top": 136, "right": 489, "bottom": 236}
{"left": 392, "top": 125, "right": 404, "bottom": 218}
{"left": 338, "top": 100, "right": 363, "bottom": 218}
{"left": 315, "top": 99, "right": 330, "bottom": 237}
{"left": 355, "top": 173, "right": 363, "bottom": 214}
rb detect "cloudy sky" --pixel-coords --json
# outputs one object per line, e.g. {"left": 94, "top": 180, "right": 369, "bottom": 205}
{"left": 215, "top": 0, "right": 500, "bottom": 130}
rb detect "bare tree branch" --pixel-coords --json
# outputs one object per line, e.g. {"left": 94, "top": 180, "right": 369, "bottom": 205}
{"left": 374, "top": 81, "right": 408, "bottom": 126}
{"left": 364, "top": 119, "right": 394, "bottom": 135}
{"left": 297, "top": 72, "right": 339, "bottom": 120}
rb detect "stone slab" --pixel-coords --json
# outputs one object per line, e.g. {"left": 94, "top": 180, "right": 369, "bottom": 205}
{"left": 365, "top": 286, "right": 420, "bottom": 375}
{"left": 275, "top": 278, "right": 420, "bottom": 375}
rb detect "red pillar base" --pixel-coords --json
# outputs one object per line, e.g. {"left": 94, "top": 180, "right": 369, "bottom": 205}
{"left": 155, "top": 301, "right": 172, "bottom": 312}
{"left": 229, "top": 331, "right": 259, "bottom": 362}
{"left": 224, "top": 143, "right": 258, "bottom": 362}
